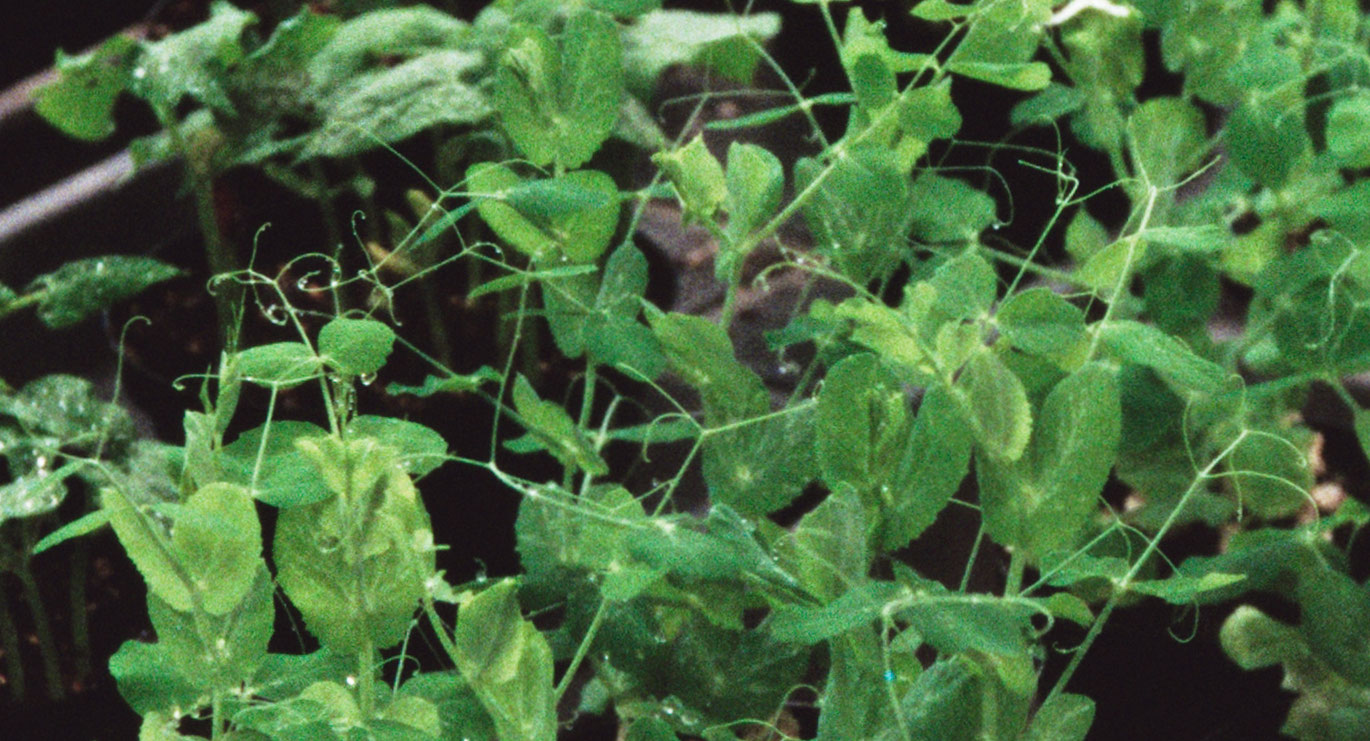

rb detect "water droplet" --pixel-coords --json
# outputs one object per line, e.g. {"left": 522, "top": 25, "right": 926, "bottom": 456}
{"left": 358, "top": 372, "right": 377, "bottom": 386}
{"left": 345, "top": 675, "right": 357, "bottom": 687}
{"left": 132, "top": 67, "right": 147, "bottom": 80}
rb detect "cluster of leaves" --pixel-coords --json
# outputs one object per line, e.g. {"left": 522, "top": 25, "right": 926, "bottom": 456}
{"left": 16, "top": 0, "right": 1370, "bottom": 738}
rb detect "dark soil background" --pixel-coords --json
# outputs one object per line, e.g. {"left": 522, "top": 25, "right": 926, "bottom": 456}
{"left": 0, "top": 0, "right": 1335, "bottom": 738}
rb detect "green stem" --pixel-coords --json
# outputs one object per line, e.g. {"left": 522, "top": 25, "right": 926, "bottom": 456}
{"left": 1003, "top": 547, "right": 1026, "bottom": 597}
{"left": 16, "top": 554, "right": 63, "bottom": 700}
{"left": 68, "top": 537, "right": 91, "bottom": 689}
{"left": 1044, "top": 432, "right": 1246, "bottom": 705}
{"left": 158, "top": 105, "right": 241, "bottom": 348}
{"left": 357, "top": 638, "right": 376, "bottom": 719}
{"left": 553, "top": 597, "right": 608, "bottom": 704}
{"left": 0, "top": 585, "right": 24, "bottom": 702}
{"left": 0, "top": 290, "right": 44, "bottom": 323}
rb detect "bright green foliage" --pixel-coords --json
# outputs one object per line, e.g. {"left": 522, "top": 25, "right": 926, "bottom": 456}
{"left": 23, "top": 0, "right": 1370, "bottom": 737}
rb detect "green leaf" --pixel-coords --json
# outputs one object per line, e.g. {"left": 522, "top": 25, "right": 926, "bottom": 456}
{"left": 494, "top": 11, "right": 621, "bottom": 169}
{"left": 0, "top": 461, "right": 82, "bottom": 524}
{"left": 468, "top": 164, "right": 621, "bottom": 263}
{"left": 235, "top": 342, "right": 321, "bottom": 388}
{"left": 649, "top": 312, "right": 770, "bottom": 421}
{"left": 1128, "top": 572, "right": 1246, "bottom": 604}
{"left": 1127, "top": 97, "right": 1207, "bottom": 188}
{"left": 653, "top": 136, "right": 727, "bottom": 223}
{"left": 910, "top": 0, "right": 974, "bottom": 21}
{"left": 35, "top": 36, "right": 137, "bottom": 141}
{"left": 218, "top": 421, "right": 332, "bottom": 507}
{"left": 796, "top": 148, "right": 913, "bottom": 282}
{"left": 620, "top": 10, "right": 780, "bottom": 95}
{"left": 304, "top": 50, "right": 489, "bottom": 159}
{"left": 722, "top": 142, "right": 784, "bottom": 270}
{"left": 1010, "top": 84, "right": 1084, "bottom": 128}
{"left": 171, "top": 482, "right": 262, "bottom": 615}
{"left": 347, "top": 416, "right": 447, "bottom": 476}
{"left": 274, "top": 438, "right": 434, "bottom": 653}
{"left": 996, "top": 288, "right": 1087, "bottom": 357}
{"left": 907, "top": 173, "right": 999, "bottom": 244}
{"left": 950, "top": 61, "right": 1051, "bottom": 90}
{"left": 703, "top": 404, "right": 817, "bottom": 516}
{"left": 897, "top": 574, "right": 1037, "bottom": 657}
{"left": 880, "top": 383, "right": 973, "bottom": 549}
{"left": 148, "top": 565, "right": 273, "bottom": 690}
{"left": 955, "top": 350, "right": 1032, "bottom": 461}
{"left": 816, "top": 354, "right": 894, "bottom": 491}
{"left": 782, "top": 486, "right": 870, "bottom": 601}
{"left": 1097, "top": 320, "right": 1226, "bottom": 394}
{"left": 931, "top": 252, "right": 998, "bottom": 320}
{"left": 27, "top": 256, "right": 182, "bottom": 329}
{"left": 109, "top": 640, "right": 203, "bottom": 715}
{"left": 455, "top": 580, "right": 557, "bottom": 741}
{"left": 629, "top": 506, "right": 798, "bottom": 590}
{"left": 1327, "top": 92, "right": 1370, "bottom": 168}
{"left": 817, "top": 631, "right": 890, "bottom": 740}
{"left": 318, "top": 316, "right": 395, "bottom": 376}
{"left": 508, "top": 374, "right": 608, "bottom": 476}
{"left": 102, "top": 486, "right": 192, "bottom": 612}
{"left": 32, "top": 508, "right": 110, "bottom": 555}
{"left": 1075, "top": 236, "right": 1146, "bottom": 297}
{"left": 899, "top": 78, "right": 962, "bottom": 143}
{"left": 130, "top": 1, "right": 255, "bottom": 112}
{"left": 1023, "top": 693, "right": 1095, "bottom": 741}
{"left": 386, "top": 367, "right": 500, "bottom": 397}
{"left": 397, "top": 671, "right": 499, "bottom": 741}
{"left": 468, "top": 265, "right": 597, "bottom": 301}
{"left": 979, "top": 363, "right": 1119, "bottom": 558}
{"left": 1226, "top": 98, "right": 1308, "bottom": 189}
{"left": 769, "top": 581, "right": 903, "bottom": 644}
{"left": 306, "top": 6, "right": 469, "bottom": 100}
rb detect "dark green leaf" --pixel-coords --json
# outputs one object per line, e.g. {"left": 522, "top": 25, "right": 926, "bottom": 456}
{"left": 1226, "top": 98, "right": 1309, "bottom": 189}
{"left": 996, "top": 288, "right": 1086, "bottom": 357}
{"left": 620, "top": 10, "right": 780, "bottom": 95}
{"left": 880, "top": 383, "right": 973, "bottom": 549}
{"left": 34, "top": 36, "right": 137, "bottom": 141}
{"left": 27, "top": 256, "right": 182, "bottom": 329}
{"left": 1023, "top": 693, "right": 1095, "bottom": 741}
{"left": 1097, "top": 320, "right": 1225, "bottom": 394}
{"left": 304, "top": 50, "right": 489, "bottom": 159}
{"left": 130, "top": 1, "right": 255, "bottom": 112}
{"left": 109, "top": 640, "right": 202, "bottom": 715}
{"left": 769, "top": 581, "right": 902, "bottom": 644}
{"left": 509, "top": 375, "right": 608, "bottom": 476}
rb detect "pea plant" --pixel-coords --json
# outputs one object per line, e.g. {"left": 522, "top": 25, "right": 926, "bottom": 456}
{"left": 13, "top": 0, "right": 1370, "bottom": 738}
